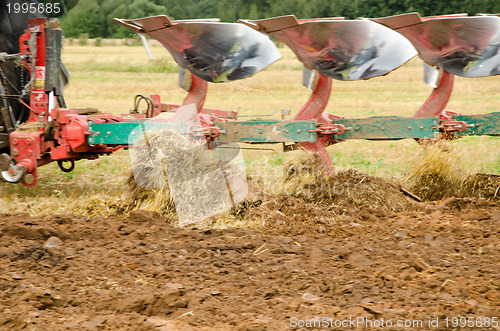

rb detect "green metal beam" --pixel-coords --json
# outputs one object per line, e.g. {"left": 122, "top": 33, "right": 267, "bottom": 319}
{"left": 87, "top": 121, "right": 188, "bottom": 145}
{"left": 453, "top": 112, "right": 500, "bottom": 137}
{"left": 214, "top": 120, "right": 317, "bottom": 143}
{"left": 88, "top": 121, "right": 141, "bottom": 145}
{"left": 334, "top": 116, "right": 439, "bottom": 140}
{"left": 87, "top": 113, "right": 498, "bottom": 146}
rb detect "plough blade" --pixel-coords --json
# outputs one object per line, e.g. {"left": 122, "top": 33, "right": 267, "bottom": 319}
{"left": 113, "top": 16, "right": 281, "bottom": 83}
{"left": 373, "top": 13, "right": 500, "bottom": 78}
{"left": 241, "top": 15, "right": 417, "bottom": 81}
{"left": 423, "top": 63, "right": 440, "bottom": 88}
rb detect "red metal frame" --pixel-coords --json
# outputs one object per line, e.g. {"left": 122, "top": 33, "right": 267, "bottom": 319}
{"left": 183, "top": 74, "right": 207, "bottom": 112}
{"left": 19, "top": 19, "right": 50, "bottom": 124}
{"left": 149, "top": 71, "right": 238, "bottom": 127}
{"left": 414, "top": 71, "right": 454, "bottom": 118}
{"left": 10, "top": 18, "right": 49, "bottom": 186}
{"left": 293, "top": 73, "right": 337, "bottom": 174}
{"left": 8, "top": 19, "right": 152, "bottom": 186}
{"left": 150, "top": 95, "right": 238, "bottom": 120}
{"left": 8, "top": 19, "right": 233, "bottom": 186}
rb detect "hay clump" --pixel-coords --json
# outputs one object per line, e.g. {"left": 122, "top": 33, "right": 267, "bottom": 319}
{"left": 0, "top": 194, "right": 131, "bottom": 217}
{"left": 462, "top": 173, "right": 500, "bottom": 200}
{"left": 128, "top": 127, "right": 246, "bottom": 223}
{"left": 127, "top": 127, "right": 207, "bottom": 216}
{"left": 402, "top": 142, "right": 464, "bottom": 201}
{"left": 280, "top": 152, "right": 414, "bottom": 212}
{"left": 402, "top": 142, "right": 499, "bottom": 201}
{"left": 127, "top": 171, "right": 174, "bottom": 216}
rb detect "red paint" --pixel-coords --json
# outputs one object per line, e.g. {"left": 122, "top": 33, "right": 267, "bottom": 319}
{"left": 183, "top": 74, "right": 207, "bottom": 112}
{"left": 294, "top": 73, "right": 336, "bottom": 174}
{"left": 415, "top": 71, "right": 454, "bottom": 118}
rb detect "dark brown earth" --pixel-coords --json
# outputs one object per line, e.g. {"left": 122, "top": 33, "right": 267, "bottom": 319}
{"left": 1, "top": 169, "right": 500, "bottom": 330}
{"left": 0, "top": 190, "right": 499, "bottom": 330}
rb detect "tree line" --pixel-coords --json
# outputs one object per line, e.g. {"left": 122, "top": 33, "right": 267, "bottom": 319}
{"left": 60, "top": 0, "right": 500, "bottom": 38}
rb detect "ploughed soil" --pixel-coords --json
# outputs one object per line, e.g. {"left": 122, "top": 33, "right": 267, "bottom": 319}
{"left": 0, "top": 175, "right": 499, "bottom": 330}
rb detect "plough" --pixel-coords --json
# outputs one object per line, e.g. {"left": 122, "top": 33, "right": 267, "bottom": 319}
{"left": 0, "top": 13, "right": 499, "bottom": 188}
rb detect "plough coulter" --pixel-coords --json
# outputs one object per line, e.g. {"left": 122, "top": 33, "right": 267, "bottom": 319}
{"left": 0, "top": 12, "right": 499, "bottom": 191}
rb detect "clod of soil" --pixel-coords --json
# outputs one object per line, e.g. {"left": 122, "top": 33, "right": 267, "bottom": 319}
{"left": 403, "top": 143, "right": 500, "bottom": 201}
{"left": 0, "top": 197, "right": 498, "bottom": 329}
{"left": 280, "top": 153, "right": 416, "bottom": 211}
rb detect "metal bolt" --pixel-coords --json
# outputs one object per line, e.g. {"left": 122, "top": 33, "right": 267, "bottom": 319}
{"left": 354, "top": 127, "right": 360, "bottom": 131}
{"left": 41, "top": 111, "right": 46, "bottom": 116}
{"left": 12, "top": 148, "right": 18, "bottom": 156}
{"left": 381, "top": 127, "right": 385, "bottom": 131}
{"left": 96, "top": 132, "right": 101, "bottom": 136}
{"left": 420, "top": 126, "right": 425, "bottom": 130}
{"left": 26, "top": 138, "right": 32, "bottom": 146}
{"left": 27, "top": 150, "right": 32, "bottom": 157}
{"left": 407, "top": 126, "right": 412, "bottom": 130}
{"left": 233, "top": 131, "right": 239, "bottom": 134}
{"left": 106, "top": 131, "right": 112, "bottom": 136}
{"left": 12, "top": 139, "right": 18, "bottom": 146}
{"left": 297, "top": 130, "right": 302, "bottom": 133}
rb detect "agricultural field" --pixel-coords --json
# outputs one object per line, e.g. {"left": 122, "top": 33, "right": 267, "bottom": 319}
{"left": 0, "top": 42, "right": 499, "bottom": 329}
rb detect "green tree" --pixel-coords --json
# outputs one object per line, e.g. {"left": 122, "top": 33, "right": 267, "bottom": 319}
{"left": 159, "top": 0, "right": 214, "bottom": 20}
{"left": 60, "top": 0, "right": 103, "bottom": 37}
{"left": 59, "top": 0, "right": 500, "bottom": 37}
{"left": 103, "top": 0, "right": 166, "bottom": 37}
